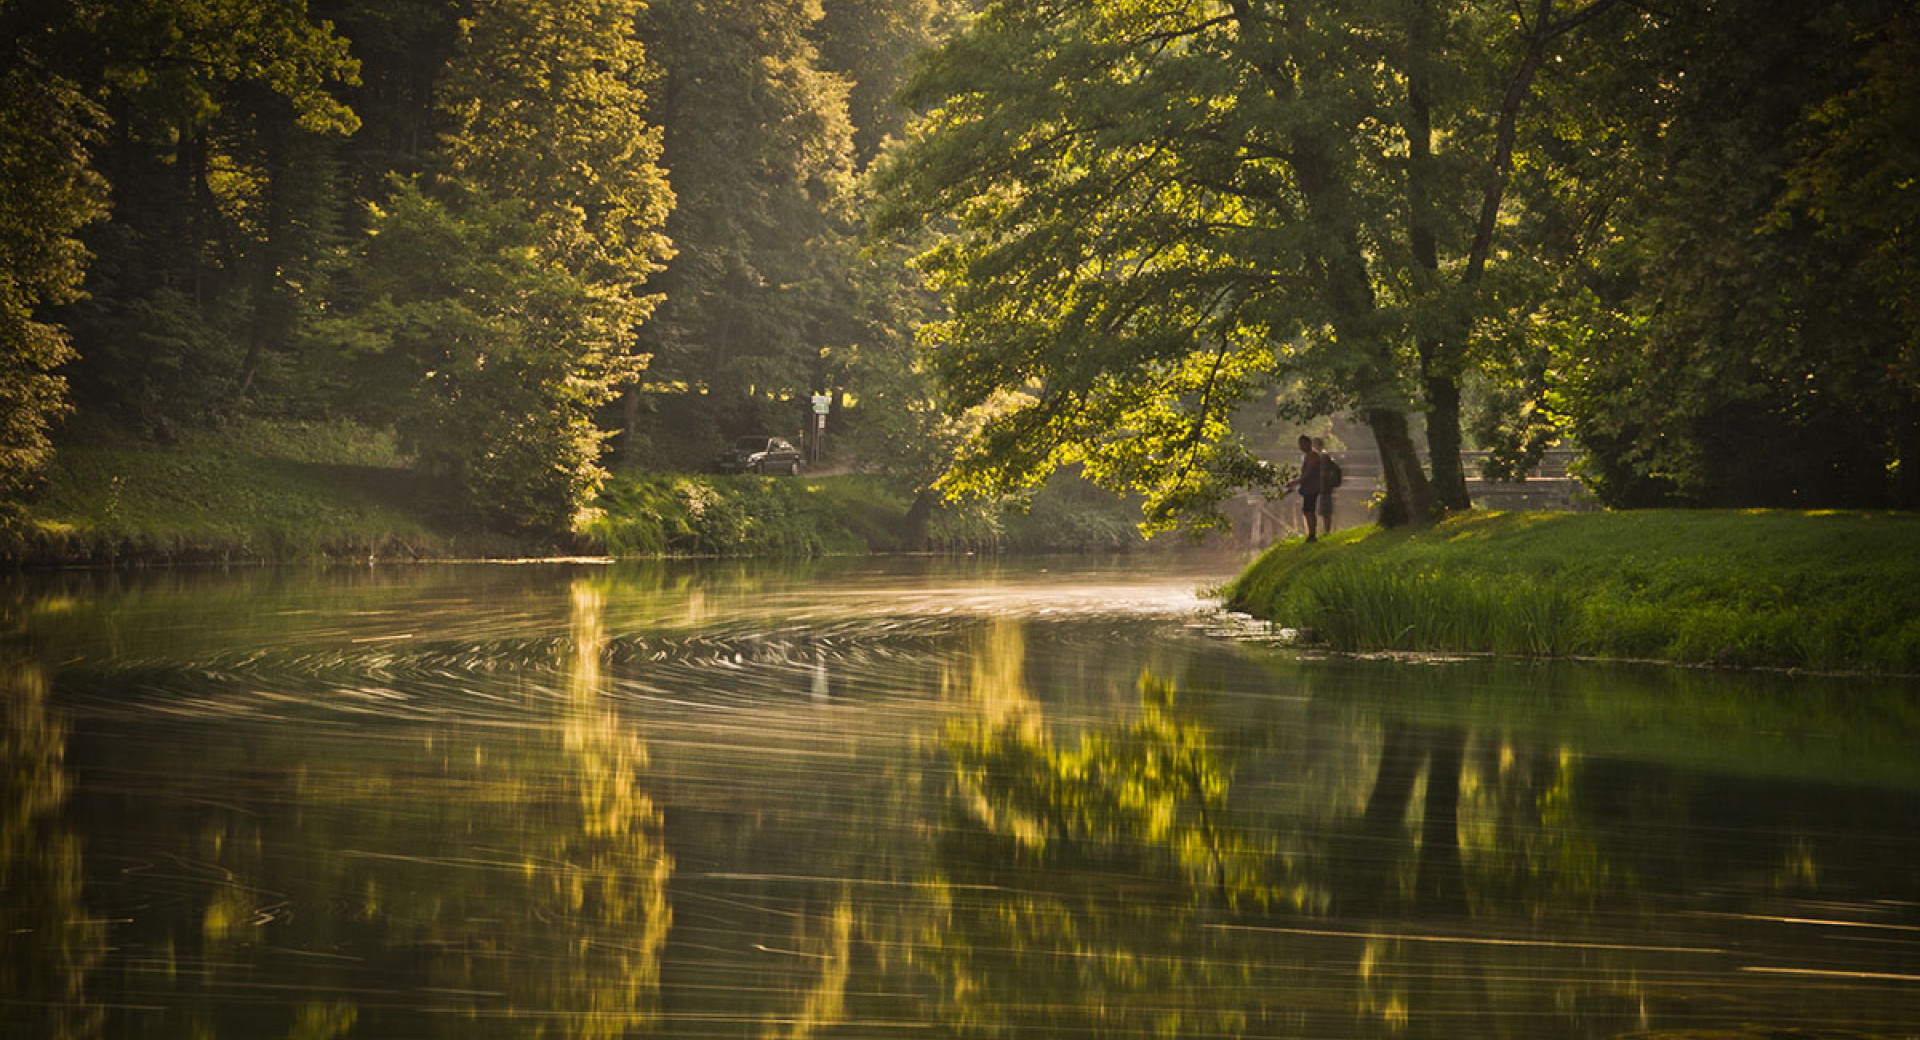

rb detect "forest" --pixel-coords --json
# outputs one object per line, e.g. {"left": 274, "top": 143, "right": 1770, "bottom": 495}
{"left": 2, "top": 0, "right": 1916, "bottom": 543}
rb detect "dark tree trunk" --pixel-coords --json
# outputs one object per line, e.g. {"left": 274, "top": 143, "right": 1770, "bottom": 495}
{"left": 1363, "top": 719, "right": 1426, "bottom": 832}
{"left": 1422, "top": 373, "right": 1469, "bottom": 510}
{"left": 901, "top": 485, "right": 939, "bottom": 549}
{"left": 620, "top": 390, "right": 646, "bottom": 463}
{"left": 1341, "top": 718, "right": 1427, "bottom": 915}
{"left": 237, "top": 116, "right": 287, "bottom": 403}
{"left": 1404, "top": 0, "right": 1473, "bottom": 512}
{"left": 1366, "top": 407, "right": 1439, "bottom": 527}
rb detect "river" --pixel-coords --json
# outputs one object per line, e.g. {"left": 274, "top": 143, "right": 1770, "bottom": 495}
{"left": 3, "top": 554, "right": 1917, "bottom": 1038}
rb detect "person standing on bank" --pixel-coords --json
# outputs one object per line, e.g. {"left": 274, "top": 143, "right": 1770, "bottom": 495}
{"left": 1284, "top": 434, "right": 1324, "bottom": 543}
{"left": 1312, "top": 437, "right": 1335, "bottom": 534}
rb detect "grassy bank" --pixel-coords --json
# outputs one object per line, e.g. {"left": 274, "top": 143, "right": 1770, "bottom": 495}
{"left": 3, "top": 420, "right": 1147, "bottom": 565}
{"left": 1224, "top": 511, "right": 1920, "bottom": 674}
{"left": 2, "top": 421, "right": 469, "bottom": 566}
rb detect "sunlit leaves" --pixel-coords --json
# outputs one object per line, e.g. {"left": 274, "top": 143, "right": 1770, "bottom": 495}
{"left": 0, "top": 59, "right": 107, "bottom": 498}
{"left": 878, "top": 0, "right": 1453, "bottom": 527}
{"left": 441, "top": 0, "right": 672, "bottom": 290}
{"left": 104, "top": 0, "right": 362, "bottom": 137}
{"left": 336, "top": 0, "right": 672, "bottom": 537}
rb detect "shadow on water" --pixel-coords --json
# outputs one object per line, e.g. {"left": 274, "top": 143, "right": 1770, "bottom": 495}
{"left": 3, "top": 555, "right": 1917, "bottom": 1037}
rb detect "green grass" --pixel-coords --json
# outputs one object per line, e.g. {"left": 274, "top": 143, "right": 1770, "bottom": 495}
{"left": 6, "top": 419, "right": 460, "bottom": 565}
{"left": 4, "top": 418, "right": 1153, "bottom": 565}
{"left": 1224, "top": 510, "right": 1920, "bottom": 674}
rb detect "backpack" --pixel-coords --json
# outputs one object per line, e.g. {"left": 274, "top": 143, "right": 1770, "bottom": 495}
{"left": 1321, "top": 451, "right": 1343, "bottom": 489}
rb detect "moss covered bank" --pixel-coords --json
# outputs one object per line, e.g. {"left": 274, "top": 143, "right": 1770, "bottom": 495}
{"left": 1225, "top": 511, "right": 1920, "bottom": 675}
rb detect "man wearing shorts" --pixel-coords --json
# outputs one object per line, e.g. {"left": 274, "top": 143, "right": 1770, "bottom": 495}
{"left": 1286, "top": 434, "right": 1323, "bottom": 543}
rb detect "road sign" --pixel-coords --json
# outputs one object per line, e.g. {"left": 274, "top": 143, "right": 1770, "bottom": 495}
{"left": 811, "top": 394, "right": 831, "bottom": 415}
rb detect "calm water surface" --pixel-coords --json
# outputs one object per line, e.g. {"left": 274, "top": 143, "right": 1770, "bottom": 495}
{"left": 3, "top": 554, "right": 1917, "bottom": 1038}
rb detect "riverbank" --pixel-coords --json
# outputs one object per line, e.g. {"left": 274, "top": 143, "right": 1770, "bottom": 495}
{"left": 0, "top": 420, "right": 1146, "bottom": 566}
{"left": 1224, "top": 511, "right": 1920, "bottom": 675}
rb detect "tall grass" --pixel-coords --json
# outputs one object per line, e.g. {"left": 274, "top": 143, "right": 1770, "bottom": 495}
{"left": 1226, "top": 511, "right": 1920, "bottom": 674}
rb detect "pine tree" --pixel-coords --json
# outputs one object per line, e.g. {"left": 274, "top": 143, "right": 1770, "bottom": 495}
{"left": 344, "top": 0, "right": 673, "bottom": 536}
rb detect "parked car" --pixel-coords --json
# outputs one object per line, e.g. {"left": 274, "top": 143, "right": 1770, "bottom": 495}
{"left": 715, "top": 436, "right": 803, "bottom": 475}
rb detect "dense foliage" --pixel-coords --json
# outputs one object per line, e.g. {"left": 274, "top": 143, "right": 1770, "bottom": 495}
{"left": 1, "top": 0, "right": 946, "bottom": 540}
{"left": 2, "top": 0, "right": 1914, "bottom": 546}
{"left": 1534, "top": 0, "right": 1920, "bottom": 509}
{"left": 877, "top": 0, "right": 1920, "bottom": 522}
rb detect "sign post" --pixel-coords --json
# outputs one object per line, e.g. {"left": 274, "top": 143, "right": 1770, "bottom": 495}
{"left": 810, "top": 393, "right": 831, "bottom": 463}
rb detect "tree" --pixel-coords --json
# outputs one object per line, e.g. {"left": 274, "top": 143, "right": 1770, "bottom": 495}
{"left": 1774, "top": 2, "right": 1920, "bottom": 506}
{"left": 816, "top": 0, "right": 954, "bottom": 168}
{"left": 875, "top": 0, "right": 1632, "bottom": 529}
{"left": 625, "top": 0, "right": 858, "bottom": 462}
{"left": 1537, "top": 0, "right": 1920, "bottom": 508}
{"left": 341, "top": 0, "right": 673, "bottom": 537}
{"left": 57, "top": 0, "right": 361, "bottom": 432}
{"left": 0, "top": 4, "right": 108, "bottom": 497}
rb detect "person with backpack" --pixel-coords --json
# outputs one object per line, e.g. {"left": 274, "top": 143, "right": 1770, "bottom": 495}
{"left": 1284, "top": 434, "right": 1325, "bottom": 542}
{"left": 1313, "top": 437, "right": 1341, "bottom": 533}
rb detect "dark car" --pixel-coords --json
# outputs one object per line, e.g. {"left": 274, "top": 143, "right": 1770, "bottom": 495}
{"left": 715, "top": 436, "right": 803, "bottom": 475}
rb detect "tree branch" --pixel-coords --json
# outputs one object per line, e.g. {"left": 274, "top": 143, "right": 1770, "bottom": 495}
{"left": 1465, "top": 0, "right": 1630, "bottom": 280}
{"left": 1544, "top": 0, "right": 1631, "bottom": 41}
{"left": 1130, "top": 14, "right": 1237, "bottom": 50}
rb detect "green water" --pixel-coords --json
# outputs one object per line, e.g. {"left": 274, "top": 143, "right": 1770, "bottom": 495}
{"left": 3, "top": 555, "right": 1917, "bottom": 1038}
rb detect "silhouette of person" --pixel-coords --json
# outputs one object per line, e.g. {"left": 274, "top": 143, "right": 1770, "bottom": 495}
{"left": 1284, "top": 434, "right": 1323, "bottom": 542}
{"left": 1312, "top": 436, "right": 1335, "bottom": 534}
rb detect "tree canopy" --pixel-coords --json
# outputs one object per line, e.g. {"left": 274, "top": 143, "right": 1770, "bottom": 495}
{"left": 877, "top": 0, "right": 1919, "bottom": 525}
{"left": 2, "top": 0, "right": 1914, "bottom": 538}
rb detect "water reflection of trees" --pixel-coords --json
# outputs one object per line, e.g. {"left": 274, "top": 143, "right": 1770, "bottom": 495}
{"left": 1, "top": 661, "right": 105, "bottom": 1039}
{"left": 13, "top": 569, "right": 1919, "bottom": 1036}
{"left": 377, "top": 578, "right": 673, "bottom": 1038}
{"left": 922, "top": 616, "right": 1285, "bottom": 1036}
{"left": 42, "top": 577, "right": 676, "bottom": 1038}
{"left": 926, "top": 683, "right": 1268, "bottom": 1036}
{"left": 919, "top": 643, "right": 1670, "bottom": 1037}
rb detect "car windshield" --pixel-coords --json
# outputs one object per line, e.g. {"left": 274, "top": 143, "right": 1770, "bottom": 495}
{"left": 733, "top": 437, "right": 770, "bottom": 451}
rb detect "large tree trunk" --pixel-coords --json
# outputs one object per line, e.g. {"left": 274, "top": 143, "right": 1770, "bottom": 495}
{"left": 1422, "top": 372, "right": 1469, "bottom": 510}
{"left": 237, "top": 116, "right": 287, "bottom": 404}
{"left": 1366, "top": 407, "right": 1438, "bottom": 527}
{"left": 1405, "top": 0, "right": 1473, "bottom": 512}
{"left": 1235, "top": 3, "right": 1448, "bottom": 527}
{"left": 901, "top": 485, "right": 940, "bottom": 550}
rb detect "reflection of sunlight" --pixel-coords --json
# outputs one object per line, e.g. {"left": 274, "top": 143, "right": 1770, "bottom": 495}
{"left": 923, "top": 676, "right": 1289, "bottom": 1037}
{"left": 286, "top": 1000, "right": 357, "bottom": 1040}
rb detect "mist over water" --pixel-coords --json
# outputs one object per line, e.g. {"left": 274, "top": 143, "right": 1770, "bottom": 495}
{"left": 4, "top": 555, "right": 1917, "bottom": 1038}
